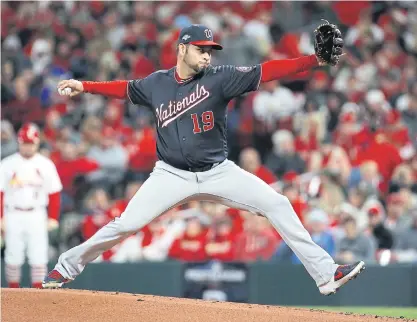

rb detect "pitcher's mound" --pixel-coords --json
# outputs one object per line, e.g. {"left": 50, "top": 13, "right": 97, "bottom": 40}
{"left": 0, "top": 288, "right": 405, "bottom": 322}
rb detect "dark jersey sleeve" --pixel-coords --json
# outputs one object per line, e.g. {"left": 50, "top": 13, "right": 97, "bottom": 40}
{"left": 127, "top": 76, "right": 154, "bottom": 107}
{"left": 221, "top": 65, "right": 262, "bottom": 99}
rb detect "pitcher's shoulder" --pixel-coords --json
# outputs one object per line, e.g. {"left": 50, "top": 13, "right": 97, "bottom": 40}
{"left": 151, "top": 69, "right": 172, "bottom": 77}
{"left": 130, "top": 68, "right": 173, "bottom": 83}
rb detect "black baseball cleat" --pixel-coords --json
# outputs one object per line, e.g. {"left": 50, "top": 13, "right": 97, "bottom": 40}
{"left": 319, "top": 261, "right": 365, "bottom": 296}
{"left": 42, "top": 269, "right": 71, "bottom": 289}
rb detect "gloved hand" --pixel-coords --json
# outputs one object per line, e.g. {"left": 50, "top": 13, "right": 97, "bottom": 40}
{"left": 314, "top": 20, "right": 344, "bottom": 66}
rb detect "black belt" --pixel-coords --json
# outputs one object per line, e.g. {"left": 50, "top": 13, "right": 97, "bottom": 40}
{"left": 186, "top": 162, "right": 220, "bottom": 172}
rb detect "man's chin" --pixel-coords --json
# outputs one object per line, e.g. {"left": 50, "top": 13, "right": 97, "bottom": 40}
{"left": 196, "top": 65, "right": 208, "bottom": 73}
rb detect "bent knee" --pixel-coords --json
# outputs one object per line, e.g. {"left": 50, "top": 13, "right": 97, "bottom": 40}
{"left": 263, "top": 193, "right": 292, "bottom": 213}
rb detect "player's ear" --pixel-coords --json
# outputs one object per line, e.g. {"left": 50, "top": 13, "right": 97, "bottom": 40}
{"left": 178, "top": 43, "right": 187, "bottom": 56}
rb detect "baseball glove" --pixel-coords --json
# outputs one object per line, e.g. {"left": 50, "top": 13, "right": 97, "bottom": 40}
{"left": 314, "top": 20, "right": 344, "bottom": 66}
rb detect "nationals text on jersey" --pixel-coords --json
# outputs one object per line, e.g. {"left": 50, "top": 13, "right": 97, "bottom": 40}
{"left": 156, "top": 84, "right": 210, "bottom": 128}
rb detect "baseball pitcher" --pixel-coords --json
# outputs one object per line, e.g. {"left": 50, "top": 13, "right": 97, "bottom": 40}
{"left": 0, "top": 123, "right": 62, "bottom": 288}
{"left": 43, "top": 22, "right": 364, "bottom": 295}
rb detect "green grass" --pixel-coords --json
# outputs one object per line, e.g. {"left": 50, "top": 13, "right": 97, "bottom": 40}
{"left": 306, "top": 307, "right": 417, "bottom": 319}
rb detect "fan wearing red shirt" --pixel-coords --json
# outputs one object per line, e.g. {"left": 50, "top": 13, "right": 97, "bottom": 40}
{"left": 205, "top": 216, "right": 237, "bottom": 262}
{"left": 52, "top": 141, "right": 100, "bottom": 196}
{"left": 82, "top": 181, "right": 142, "bottom": 240}
{"left": 82, "top": 182, "right": 149, "bottom": 261}
{"left": 356, "top": 133, "right": 403, "bottom": 193}
{"left": 333, "top": 112, "right": 373, "bottom": 163}
{"left": 168, "top": 217, "right": 208, "bottom": 262}
{"left": 101, "top": 100, "right": 134, "bottom": 143}
{"left": 332, "top": 1, "right": 371, "bottom": 26}
{"left": 239, "top": 147, "right": 277, "bottom": 185}
{"left": 43, "top": 109, "right": 66, "bottom": 148}
{"left": 375, "top": 110, "right": 414, "bottom": 159}
{"left": 107, "top": 181, "right": 143, "bottom": 218}
{"left": 281, "top": 175, "right": 307, "bottom": 225}
{"left": 234, "top": 215, "right": 280, "bottom": 262}
{"left": 123, "top": 125, "right": 157, "bottom": 174}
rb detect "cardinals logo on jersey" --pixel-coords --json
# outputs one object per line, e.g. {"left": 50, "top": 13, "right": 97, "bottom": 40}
{"left": 9, "top": 173, "right": 20, "bottom": 187}
{"left": 8, "top": 169, "right": 43, "bottom": 188}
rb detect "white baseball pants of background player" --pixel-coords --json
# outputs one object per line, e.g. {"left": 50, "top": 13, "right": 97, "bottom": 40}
{"left": 54, "top": 160, "right": 338, "bottom": 287}
{"left": 4, "top": 208, "right": 49, "bottom": 288}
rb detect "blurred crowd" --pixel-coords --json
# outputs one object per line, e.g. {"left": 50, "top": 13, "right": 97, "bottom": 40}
{"left": 1, "top": 1, "right": 417, "bottom": 266}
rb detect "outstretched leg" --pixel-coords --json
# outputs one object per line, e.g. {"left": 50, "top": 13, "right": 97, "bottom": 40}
{"left": 43, "top": 161, "right": 199, "bottom": 287}
{"left": 198, "top": 160, "right": 364, "bottom": 294}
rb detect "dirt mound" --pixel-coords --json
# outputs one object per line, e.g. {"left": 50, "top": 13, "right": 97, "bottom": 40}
{"left": 1, "top": 288, "right": 409, "bottom": 322}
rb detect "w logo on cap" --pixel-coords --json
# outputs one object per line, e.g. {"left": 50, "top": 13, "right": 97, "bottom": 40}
{"left": 204, "top": 29, "right": 213, "bottom": 39}
{"left": 182, "top": 34, "right": 191, "bottom": 41}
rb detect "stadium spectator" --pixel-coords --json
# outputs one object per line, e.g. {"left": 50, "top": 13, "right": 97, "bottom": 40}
{"left": 1, "top": 1, "right": 416, "bottom": 266}
{"left": 85, "top": 127, "right": 129, "bottom": 194}
{"left": 315, "top": 169, "right": 347, "bottom": 218}
{"left": 335, "top": 216, "right": 376, "bottom": 264}
{"left": 205, "top": 215, "right": 237, "bottom": 262}
{"left": 275, "top": 209, "right": 335, "bottom": 264}
{"left": 234, "top": 215, "right": 279, "bottom": 262}
{"left": 344, "top": 9, "right": 385, "bottom": 51}
{"left": 238, "top": 147, "right": 277, "bottom": 185}
{"left": 400, "top": 81, "right": 417, "bottom": 146}
{"left": 367, "top": 207, "right": 394, "bottom": 250}
{"left": 252, "top": 80, "right": 299, "bottom": 127}
{"left": 52, "top": 141, "right": 100, "bottom": 211}
{"left": 106, "top": 181, "right": 142, "bottom": 218}
{"left": 168, "top": 217, "right": 209, "bottom": 262}
{"left": 216, "top": 14, "right": 261, "bottom": 66}
{"left": 280, "top": 177, "right": 307, "bottom": 225}
{"left": 393, "top": 209, "right": 417, "bottom": 263}
{"left": 1, "top": 120, "right": 18, "bottom": 159}
{"left": 265, "top": 130, "right": 306, "bottom": 178}
{"left": 346, "top": 182, "right": 383, "bottom": 232}
{"left": 385, "top": 193, "right": 413, "bottom": 239}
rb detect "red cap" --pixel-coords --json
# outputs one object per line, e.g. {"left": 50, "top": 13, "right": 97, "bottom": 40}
{"left": 340, "top": 112, "right": 356, "bottom": 124}
{"left": 18, "top": 123, "right": 40, "bottom": 144}
{"left": 368, "top": 206, "right": 381, "bottom": 216}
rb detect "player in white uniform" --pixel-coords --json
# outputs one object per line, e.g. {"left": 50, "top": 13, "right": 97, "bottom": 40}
{"left": 0, "top": 123, "right": 63, "bottom": 288}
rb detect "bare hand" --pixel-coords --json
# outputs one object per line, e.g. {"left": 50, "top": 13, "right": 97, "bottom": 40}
{"left": 57, "top": 79, "right": 84, "bottom": 97}
{"left": 47, "top": 218, "right": 59, "bottom": 231}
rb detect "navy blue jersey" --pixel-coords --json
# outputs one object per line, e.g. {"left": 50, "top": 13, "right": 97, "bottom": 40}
{"left": 127, "top": 65, "right": 261, "bottom": 170}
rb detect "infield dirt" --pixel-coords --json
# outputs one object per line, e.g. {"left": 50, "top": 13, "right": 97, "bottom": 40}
{"left": 1, "top": 288, "right": 413, "bottom": 322}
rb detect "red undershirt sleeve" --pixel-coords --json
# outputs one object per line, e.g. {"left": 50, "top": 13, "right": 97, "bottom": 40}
{"left": 260, "top": 54, "right": 319, "bottom": 83}
{"left": 48, "top": 192, "right": 61, "bottom": 221}
{"left": 81, "top": 80, "right": 129, "bottom": 99}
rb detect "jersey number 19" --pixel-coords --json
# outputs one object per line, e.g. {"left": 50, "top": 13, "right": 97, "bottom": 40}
{"left": 191, "top": 111, "right": 214, "bottom": 134}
